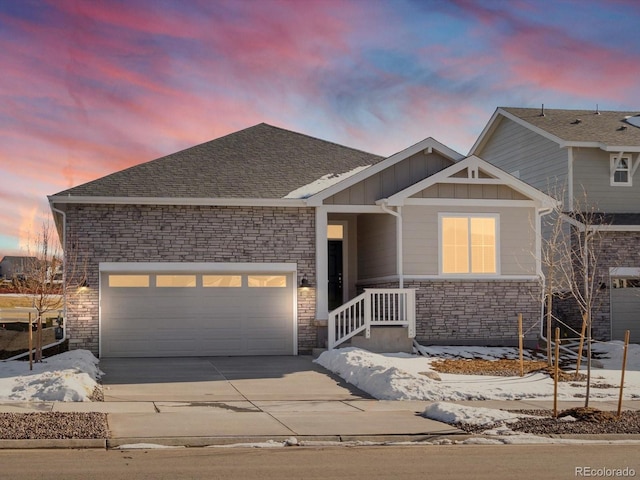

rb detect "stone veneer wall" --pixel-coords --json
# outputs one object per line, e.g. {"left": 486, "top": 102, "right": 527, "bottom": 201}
{"left": 359, "top": 279, "right": 542, "bottom": 346}
{"left": 64, "top": 204, "right": 316, "bottom": 355}
{"left": 553, "top": 230, "right": 640, "bottom": 341}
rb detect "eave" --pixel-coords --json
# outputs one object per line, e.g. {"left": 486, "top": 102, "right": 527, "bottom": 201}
{"left": 47, "top": 196, "right": 307, "bottom": 208}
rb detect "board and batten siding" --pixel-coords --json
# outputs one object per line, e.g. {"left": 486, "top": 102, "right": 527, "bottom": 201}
{"left": 357, "top": 213, "right": 396, "bottom": 279}
{"left": 572, "top": 147, "right": 640, "bottom": 213}
{"left": 402, "top": 205, "right": 537, "bottom": 276}
{"left": 478, "top": 117, "right": 569, "bottom": 202}
{"left": 324, "top": 152, "right": 453, "bottom": 205}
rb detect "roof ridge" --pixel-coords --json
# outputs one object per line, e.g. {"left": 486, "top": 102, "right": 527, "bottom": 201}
{"left": 256, "top": 122, "right": 384, "bottom": 159}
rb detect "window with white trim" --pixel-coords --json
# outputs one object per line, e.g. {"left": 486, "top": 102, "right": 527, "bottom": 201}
{"left": 440, "top": 214, "right": 498, "bottom": 274}
{"left": 610, "top": 154, "right": 632, "bottom": 186}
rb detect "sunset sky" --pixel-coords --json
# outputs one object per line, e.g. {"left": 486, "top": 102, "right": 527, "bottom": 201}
{"left": 1, "top": 0, "right": 639, "bottom": 257}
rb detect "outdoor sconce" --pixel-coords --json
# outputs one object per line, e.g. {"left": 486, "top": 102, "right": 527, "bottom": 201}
{"left": 79, "top": 279, "right": 89, "bottom": 291}
{"left": 300, "top": 276, "right": 311, "bottom": 288}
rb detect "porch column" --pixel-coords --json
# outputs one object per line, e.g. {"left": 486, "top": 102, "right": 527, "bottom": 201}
{"left": 315, "top": 206, "right": 329, "bottom": 320}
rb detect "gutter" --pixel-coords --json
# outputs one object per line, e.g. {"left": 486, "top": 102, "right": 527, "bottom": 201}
{"left": 378, "top": 201, "right": 404, "bottom": 288}
{"left": 47, "top": 195, "right": 306, "bottom": 208}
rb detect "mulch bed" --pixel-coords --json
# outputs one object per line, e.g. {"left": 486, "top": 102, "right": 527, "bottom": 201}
{"left": 429, "top": 358, "right": 637, "bottom": 436}
{"left": 0, "top": 412, "right": 108, "bottom": 440}
{"left": 431, "top": 358, "right": 587, "bottom": 381}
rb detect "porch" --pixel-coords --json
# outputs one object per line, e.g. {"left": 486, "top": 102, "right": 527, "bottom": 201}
{"left": 328, "top": 288, "right": 416, "bottom": 350}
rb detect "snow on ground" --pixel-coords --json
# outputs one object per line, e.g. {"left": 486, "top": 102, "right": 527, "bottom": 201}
{"left": 0, "top": 350, "right": 102, "bottom": 402}
{"left": 315, "top": 342, "right": 640, "bottom": 402}
{"left": 423, "top": 402, "right": 528, "bottom": 426}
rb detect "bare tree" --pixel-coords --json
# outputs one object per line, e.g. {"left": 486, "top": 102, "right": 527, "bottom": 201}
{"left": 13, "top": 221, "right": 63, "bottom": 361}
{"left": 556, "top": 195, "right": 611, "bottom": 407}
{"left": 537, "top": 187, "right": 612, "bottom": 406}
{"left": 539, "top": 209, "right": 571, "bottom": 366}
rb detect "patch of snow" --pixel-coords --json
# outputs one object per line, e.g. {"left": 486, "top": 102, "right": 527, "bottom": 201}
{"left": 116, "top": 444, "right": 185, "bottom": 449}
{"left": 315, "top": 344, "right": 640, "bottom": 402}
{"left": 422, "top": 402, "right": 528, "bottom": 426}
{"left": 0, "top": 349, "right": 102, "bottom": 402}
{"left": 625, "top": 115, "right": 640, "bottom": 129}
{"left": 283, "top": 165, "right": 370, "bottom": 199}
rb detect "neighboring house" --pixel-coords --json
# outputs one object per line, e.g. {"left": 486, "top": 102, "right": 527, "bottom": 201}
{"left": 49, "top": 123, "right": 556, "bottom": 358}
{"left": 0, "top": 256, "right": 38, "bottom": 281}
{"left": 471, "top": 107, "right": 640, "bottom": 341}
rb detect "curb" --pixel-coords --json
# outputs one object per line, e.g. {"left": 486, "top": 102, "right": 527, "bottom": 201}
{"left": 0, "top": 438, "right": 107, "bottom": 449}
{"left": 107, "top": 433, "right": 473, "bottom": 449}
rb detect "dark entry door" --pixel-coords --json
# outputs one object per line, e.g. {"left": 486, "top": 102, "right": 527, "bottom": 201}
{"left": 328, "top": 240, "right": 343, "bottom": 311}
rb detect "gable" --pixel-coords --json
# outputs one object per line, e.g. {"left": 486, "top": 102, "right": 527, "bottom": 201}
{"left": 384, "top": 155, "right": 557, "bottom": 208}
{"left": 322, "top": 150, "right": 455, "bottom": 205}
{"left": 412, "top": 183, "right": 529, "bottom": 201}
{"left": 473, "top": 107, "right": 640, "bottom": 154}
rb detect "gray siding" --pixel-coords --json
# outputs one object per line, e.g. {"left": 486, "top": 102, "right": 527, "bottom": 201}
{"left": 573, "top": 147, "right": 640, "bottom": 213}
{"left": 478, "top": 117, "right": 569, "bottom": 202}
{"left": 414, "top": 183, "right": 529, "bottom": 200}
{"left": 324, "top": 152, "right": 453, "bottom": 205}
{"left": 357, "top": 213, "right": 396, "bottom": 279}
{"left": 403, "top": 205, "right": 537, "bottom": 276}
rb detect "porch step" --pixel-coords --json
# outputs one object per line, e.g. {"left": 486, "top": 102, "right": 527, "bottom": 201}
{"left": 351, "top": 327, "right": 413, "bottom": 354}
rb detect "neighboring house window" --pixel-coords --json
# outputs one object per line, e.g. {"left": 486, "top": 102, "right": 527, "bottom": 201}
{"left": 611, "top": 154, "right": 632, "bottom": 186}
{"left": 440, "top": 214, "right": 498, "bottom": 274}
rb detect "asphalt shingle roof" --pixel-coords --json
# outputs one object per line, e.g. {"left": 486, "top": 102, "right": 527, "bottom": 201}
{"left": 52, "top": 123, "right": 383, "bottom": 199}
{"left": 502, "top": 107, "right": 640, "bottom": 147}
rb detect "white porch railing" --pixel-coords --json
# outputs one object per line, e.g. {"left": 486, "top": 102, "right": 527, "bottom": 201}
{"left": 328, "top": 288, "right": 416, "bottom": 349}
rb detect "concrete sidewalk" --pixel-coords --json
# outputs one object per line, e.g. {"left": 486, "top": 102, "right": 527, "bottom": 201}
{"left": 2, "top": 399, "right": 639, "bottom": 448}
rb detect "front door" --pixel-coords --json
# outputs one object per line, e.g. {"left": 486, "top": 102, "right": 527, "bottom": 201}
{"left": 328, "top": 240, "right": 343, "bottom": 311}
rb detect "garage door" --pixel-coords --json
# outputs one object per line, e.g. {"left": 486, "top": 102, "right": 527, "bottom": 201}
{"left": 100, "top": 267, "right": 295, "bottom": 357}
{"left": 610, "top": 277, "right": 640, "bottom": 341}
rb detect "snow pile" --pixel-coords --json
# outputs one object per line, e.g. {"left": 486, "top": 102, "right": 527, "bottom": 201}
{"left": 423, "top": 402, "right": 525, "bottom": 426}
{"left": 315, "top": 344, "right": 640, "bottom": 402}
{"left": 284, "top": 165, "right": 370, "bottom": 199}
{"left": 0, "top": 350, "right": 102, "bottom": 402}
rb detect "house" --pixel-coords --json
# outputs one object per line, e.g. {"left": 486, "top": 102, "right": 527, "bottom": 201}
{"left": 0, "top": 256, "right": 38, "bottom": 281}
{"left": 471, "top": 107, "right": 640, "bottom": 341}
{"left": 48, "top": 123, "right": 556, "bottom": 358}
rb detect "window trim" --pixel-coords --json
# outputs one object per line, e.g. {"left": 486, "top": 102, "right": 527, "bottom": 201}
{"left": 438, "top": 213, "right": 500, "bottom": 276}
{"left": 610, "top": 154, "right": 632, "bottom": 187}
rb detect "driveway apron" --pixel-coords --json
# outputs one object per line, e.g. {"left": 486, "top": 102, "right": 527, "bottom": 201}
{"left": 99, "top": 355, "right": 371, "bottom": 402}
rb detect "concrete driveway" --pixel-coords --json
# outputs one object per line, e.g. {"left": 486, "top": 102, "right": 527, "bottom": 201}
{"left": 99, "top": 355, "right": 372, "bottom": 402}
{"left": 97, "top": 355, "right": 463, "bottom": 443}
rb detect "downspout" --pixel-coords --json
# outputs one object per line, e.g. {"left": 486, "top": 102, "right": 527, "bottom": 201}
{"left": 537, "top": 206, "right": 554, "bottom": 344}
{"left": 49, "top": 202, "right": 67, "bottom": 341}
{"left": 380, "top": 201, "right": 403, "bottom": 288}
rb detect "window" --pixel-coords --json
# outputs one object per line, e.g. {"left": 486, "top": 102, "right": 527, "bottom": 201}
{"left": 108, "top": 275, "right": 150, "bottom": 287}
{"left": 611, "top": 154, "right": 632, "bottom": 186}
{"left": 248, "top": 275, "right": 287, "bottom": 287}
{"left": 203, "top": 275, "right": 242, "bottom": 287}
{"left": 156, "top": 275, "right": 196, "bottom": 287}
{"left": 440, "top": 215, "right": 497, "bottom": 274}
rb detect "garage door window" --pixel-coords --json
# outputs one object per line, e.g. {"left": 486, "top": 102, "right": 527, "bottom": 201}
{"left": 203, "top": 275, "right": 242, "bottom": 287}
{"left": 612, "top": 278, "right": 640, "bottom": 288}
{"left": 248, "top": 275, "right": 287, "bottom": 287}
{"left": 108, "top": 275, "right": 150, "bottom": 287}
{"left": 156, "top": 275, "right": 197, "bottom": 287}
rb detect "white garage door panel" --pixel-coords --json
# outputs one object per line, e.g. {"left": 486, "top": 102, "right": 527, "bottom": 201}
{"left": 611, "top": 286, "right": 639, "bottom": 341}
{"left": 101, "top": 269, "right": 295, "bottom": 357}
